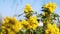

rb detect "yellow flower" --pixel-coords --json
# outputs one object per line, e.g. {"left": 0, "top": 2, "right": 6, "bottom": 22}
{"left": 1, "top": 17, "right": 22, "bottom": 34}
{"left": 7, "top": 28, "right": 16, "bottom": 34}
{"left": 21, "top": 16, "right": 38, "bottom": 30}
{"left": 24, "top": 4, "right": 33, "bottom": 13}
{"left": 28, "top": 16, "right": 38, "bottom": 30}
{"left": 48, "top": 7, "right": 54, "bottom": 13}
{"left": 12, "top": 21, "right": 22, "bottom": 32}
{"left": 43, "top": 2, "right": 57, "bottom": 13}
{"left": 21, "top": 20, "right": 29, "bottom": 28}
{"left": 45, "top": 29, "right": 49, "bottom": 34}
{"left": 3, "top": 17, "right": 9, "bottom": 24}
{"left": 45, "top": 23, "right": 60, "bottom": 34}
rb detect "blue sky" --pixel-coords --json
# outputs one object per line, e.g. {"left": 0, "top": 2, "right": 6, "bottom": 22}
{"left": 0, "top": 0, "right": 60, "bottom": 19}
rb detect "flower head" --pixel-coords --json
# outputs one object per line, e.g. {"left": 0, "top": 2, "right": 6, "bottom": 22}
{"left": 42, "top": 2, "right": 57, "bottom": 13}
{"left": 1, "top": 17, "right": 22, "bottom": 34}
{"left": 45, "top": 23, "right": 60, "bottom": 34}
{"left": 24, "top": 4, "right": 33, "bottom": 13}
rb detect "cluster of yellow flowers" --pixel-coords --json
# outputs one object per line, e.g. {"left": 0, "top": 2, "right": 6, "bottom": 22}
{"left": 24, "top": 4, "right": 34, "bottom": 18}
{"left": 21, "top": 4, "right": 38, "bottom": 30}
{"left": 21, "top": 16, "right": 38, "bottom": 30}
{"left": 21, "top": 20, "right": 29, "bottom": 29}
{"left": 43, "top": 2, "right": 57, "bottom": 13}
{"left": 28, "top": 16, "right": 38, "bottom": 30}
{"left": 24, "top": 4, "right": 33, "bottom": 13}
{"left": 1, "top": 3, "right": 60, "bottom": 34}
{"left": 45, "top": 23, "right": 60, "bottom": 34}
{"left": 1, "top": 17, "right": 22, "bottom": 34}
{"left": 1, "top": 16, "right": 38, "bottom": 34}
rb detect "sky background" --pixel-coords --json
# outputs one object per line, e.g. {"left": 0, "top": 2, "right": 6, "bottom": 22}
{"left": 0, "top": 0, "right": 60, "bottom": 19}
